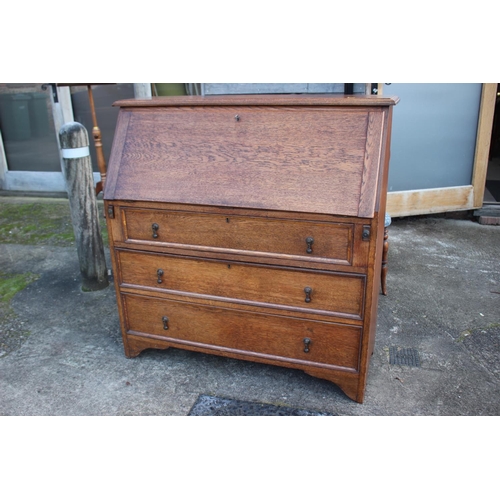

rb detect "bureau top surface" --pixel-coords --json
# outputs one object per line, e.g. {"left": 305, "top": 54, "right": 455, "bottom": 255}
{"left": 113, "top": 94, "right": 399, "bottom": 108}
{"left": 104, "top": 95, "right": 398, "bottom": 217}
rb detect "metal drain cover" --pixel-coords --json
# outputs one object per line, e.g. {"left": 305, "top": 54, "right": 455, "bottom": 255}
{"left": 389, "top": 347, "right": 420, "bottom": 367}
{"left": 188, "top": 395, "right": 335, "bottom": 416}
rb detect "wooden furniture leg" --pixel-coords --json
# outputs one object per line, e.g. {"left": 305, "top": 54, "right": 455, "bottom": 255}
{"left": 381, "top": 214, "right": 391, "bottom": 295}
{"left": 381, "top": 226, "right": 389, "bottom": 295}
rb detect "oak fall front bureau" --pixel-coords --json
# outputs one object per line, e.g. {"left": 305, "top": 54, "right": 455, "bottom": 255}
{"left": 103, "top": 94, "right": 398, "bottom": 403}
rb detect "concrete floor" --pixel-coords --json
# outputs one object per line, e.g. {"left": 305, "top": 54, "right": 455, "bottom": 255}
{"left": 0, "top": 209, "right": 499, "bottom": 416}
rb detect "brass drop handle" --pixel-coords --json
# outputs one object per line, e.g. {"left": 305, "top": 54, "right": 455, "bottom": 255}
{"left": 162, "top": 316, "right": 169, "bottom": 330}
{"left": 152, "top": 223, "right": 159, "bottom": 239}
{"left": 304, "top": 287, "right": 312, "bottom": 303}
{"left": 157, "top": 269, "right": 164, "bottom": 284}
{"left": 303, "top": 337, "right": 311, "bottom": 353}
{"left": 306, "top": 237, "right": 314, "bottom": 254}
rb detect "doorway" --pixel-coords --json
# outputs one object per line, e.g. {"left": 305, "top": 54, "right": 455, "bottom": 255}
{"left": 483, "top": 83, "right": 500, "bottom": 204}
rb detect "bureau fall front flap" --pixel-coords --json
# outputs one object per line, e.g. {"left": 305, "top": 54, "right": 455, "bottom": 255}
{"left": 104, "top": 95, "right": 398, "bottom": 218}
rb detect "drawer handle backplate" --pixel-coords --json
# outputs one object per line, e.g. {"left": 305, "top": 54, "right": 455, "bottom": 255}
{"left": 306, "top": 237, "right": 314, "bottom": 254}
{"left": 152, "top": 223, "right": 159, "bottom": 239}
{"left": 304, "top": 286, "right": 312, "bottom": 303}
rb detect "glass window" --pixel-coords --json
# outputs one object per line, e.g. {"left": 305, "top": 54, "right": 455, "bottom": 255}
{"left": 0, "top": 84, "right": 61, "bottom": 172}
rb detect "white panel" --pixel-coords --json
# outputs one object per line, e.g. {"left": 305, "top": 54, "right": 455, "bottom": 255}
{"left": 61, "top": 146, "right": 90, "bottom": 159}
{"left": 4, "top": 171, "right": 101, "bottom": 192}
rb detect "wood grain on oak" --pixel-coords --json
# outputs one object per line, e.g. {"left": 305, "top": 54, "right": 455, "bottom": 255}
{"left": 117, "top": 249, "right": 366, "bottom": 319}
{"left": 122, "top": 207, "right": 355, "bottom": 265}
{"left": 104, "top": 94, "right": 397, "bottom": 403}
{"left": 123, "top": 293, "right": 362, "bottom": 371}
{"left": 105, "top": 101, "right": 391, "bottom": 218}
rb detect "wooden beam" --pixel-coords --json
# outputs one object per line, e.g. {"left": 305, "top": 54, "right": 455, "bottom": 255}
{"left": 385, "top": 83, "right": 497, "bottom": 216}
{"left": 387, "top": 186, "right": 474, "bottom": 217}
{"left": 471, "top": 83, "right": 497, "bottom": 207}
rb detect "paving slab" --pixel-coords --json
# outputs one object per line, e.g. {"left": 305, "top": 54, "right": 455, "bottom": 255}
{"left": 1, "top": 203, "right": 499, "bottom": 416}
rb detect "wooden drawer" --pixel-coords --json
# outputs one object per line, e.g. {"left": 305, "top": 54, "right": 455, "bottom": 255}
{"left": 121, "top": 208, "right": 355, "bottom": 265}
{"left": 117, "top": 250, "right": 366, "bottom": 319}
{"left": 122, "top": 293, "right": 362, "bottom": 371}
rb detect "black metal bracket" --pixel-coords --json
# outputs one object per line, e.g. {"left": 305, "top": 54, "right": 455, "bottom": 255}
{"left": 41, "top": 83, "right": 58, "bottom": 103}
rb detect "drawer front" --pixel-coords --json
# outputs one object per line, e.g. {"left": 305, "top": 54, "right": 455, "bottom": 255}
{"left": 117, "top": 250, "right": 366, "bottom": 319}
{"left": 123, "top": 294, "right": 362, "bottom": 371}
{"left": 122, "top": 208, "right": 354, "bottom": 265}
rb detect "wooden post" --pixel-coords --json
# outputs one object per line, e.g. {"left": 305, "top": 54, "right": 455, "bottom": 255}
{"left": 59, "top": 122, "right": 109, "bottom": 291}
{"left": 133, "top": 83, "right": 152, "bottom": 99}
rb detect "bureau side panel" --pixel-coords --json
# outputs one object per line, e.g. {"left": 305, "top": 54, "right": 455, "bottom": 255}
{"left": 104, "top": 110, "right": 132, "bottom": 200}
{"left": 355, "top": 107, "right": 393, "bottom": 402}
{"left": 103, "top": 201, "right": 134, "bottom": 356}
{"left": 358, "top": 111, "right": 384, "bottom": 218}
